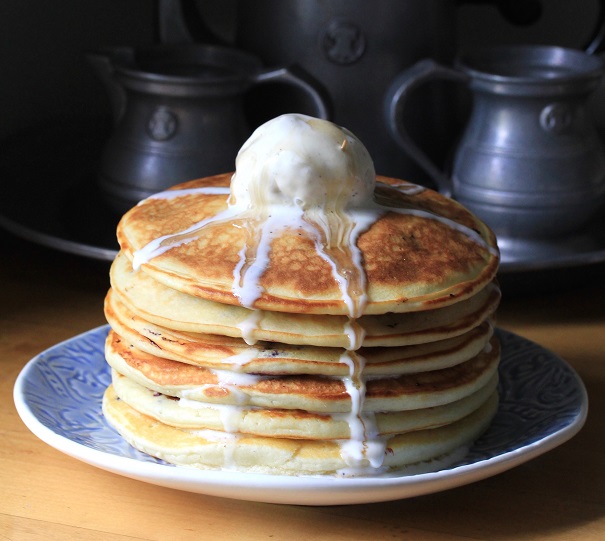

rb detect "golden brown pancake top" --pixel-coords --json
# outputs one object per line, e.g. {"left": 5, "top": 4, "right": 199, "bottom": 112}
{"left": 117, "top": 174, "right": 499, "bottom": 315}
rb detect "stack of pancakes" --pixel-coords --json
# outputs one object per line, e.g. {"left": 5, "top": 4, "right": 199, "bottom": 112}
{"left": 102, "top": 115, "right": 500, "bottom": 476}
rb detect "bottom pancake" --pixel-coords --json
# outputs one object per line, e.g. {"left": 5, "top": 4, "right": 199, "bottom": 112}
{"left": 102, "top": 384, "right": 498, "bottom": 476}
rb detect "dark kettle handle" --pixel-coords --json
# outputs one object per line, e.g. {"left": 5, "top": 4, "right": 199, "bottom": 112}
{"left": 384, "top": 59, "right": 469, "bottom": 195}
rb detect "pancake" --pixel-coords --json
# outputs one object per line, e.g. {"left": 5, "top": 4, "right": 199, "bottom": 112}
{"left": 105, "top": 330, "right": 501, "bottom": 413}
{"left": 103, "top": 383, "right": 499, "bottom": 475}
{"left": 117, "top": 174, "right": 499, "bottom": 316}
{"left": 105, "top": 287, "right": 495, "bottom": 376}
{"left": 109, "top": 251, "right": 500, "bottom": 348}
{"left": 110, "top": 368, "right": 499, "bottom": 439}
{"left": 102, "top": 114, "right": 502, "bottom": 477}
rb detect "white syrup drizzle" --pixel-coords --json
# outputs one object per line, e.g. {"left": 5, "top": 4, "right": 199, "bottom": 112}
{"left": 145, "top": 186, "right": 230, "bottom": 201}
{"left": 209, "top": 368, "right": 264, "bottom": 406}
{"left": 190, "top": 428, "right": 241, "bottom": 470}
{"left": 221, "top": 349, "right": 259, "bottom": 369}
{"left": 235, "top": 309, "right": 264, "bottom": 345}
{"left": 333, "top": 350, "right": 388, "bottom": 473}
{"left": 343, "top": 318, "right": 366, "bottom": 351}
{"left": 231, "top": 207, "right": 302, "bottom": 308}
{"left": 179, "top": 398, "right": 246, "bottom": 433}
{"left": 178, "top": 368, "right": 265, "bottom": 407}
{"left": 131, "top": 205, "right": 240, "bottom": 270}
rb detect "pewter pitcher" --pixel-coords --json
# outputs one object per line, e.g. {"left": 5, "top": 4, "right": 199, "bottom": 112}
{"left": 386, "top": 45, "right": 605, "bottom": 240}
{"left": 88, "top": 44, "right": 329, "bottom": 212}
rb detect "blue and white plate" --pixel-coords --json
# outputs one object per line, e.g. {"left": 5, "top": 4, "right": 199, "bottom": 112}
{"left": 13, "top": 326, "right": 587, "bottom": 505}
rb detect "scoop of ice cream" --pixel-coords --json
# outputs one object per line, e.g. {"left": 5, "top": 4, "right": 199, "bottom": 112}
{"left": 230, "top": 114, "right": 375, "bottom": 211}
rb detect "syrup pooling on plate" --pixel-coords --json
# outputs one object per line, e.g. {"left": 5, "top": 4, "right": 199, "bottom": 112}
{"left": 128, "top": 114, "right": 497, "bottom": 474}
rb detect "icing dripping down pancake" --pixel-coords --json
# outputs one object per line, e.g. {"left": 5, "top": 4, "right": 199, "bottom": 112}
{"left": 118, "top": 116, "right": 499, "bottom": 317}
{"left": 106, "top": 114, "right": 501, "bottom": 475}
{"left": 108, "top": 255, "right": 501, "bottom": 349}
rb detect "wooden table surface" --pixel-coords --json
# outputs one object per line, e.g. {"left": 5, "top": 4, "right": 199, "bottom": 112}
{"left": 2, "top": 228, "right": 604, "bottom": 541}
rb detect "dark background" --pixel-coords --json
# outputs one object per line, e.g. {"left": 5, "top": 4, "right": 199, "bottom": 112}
{"left": 1, "top": 0, "right": 603, "bottom": 143}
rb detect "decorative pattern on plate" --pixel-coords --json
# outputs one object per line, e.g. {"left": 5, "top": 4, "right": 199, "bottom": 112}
{"left": 13, "top": 325, "right": 588, "bottom": 504}
{"left": 16, "top": 328, "right": 164, "bottom": 464}
{"left": 460, "top": 330, "right": 586, "bottom": 465}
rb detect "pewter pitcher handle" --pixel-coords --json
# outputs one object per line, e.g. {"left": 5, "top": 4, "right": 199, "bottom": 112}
{"left": 253, "top": 65, "right": 331, "bottom": 120}
{"left": 86, "top": 48, "right": 133, "bottom": 124}
{"left": 385, "top": 59, "right": 469, "bottom": 195}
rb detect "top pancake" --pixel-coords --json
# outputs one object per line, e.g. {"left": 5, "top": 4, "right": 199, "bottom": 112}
{"left": 117, "top": 174, "right": 499, "bottom": 316}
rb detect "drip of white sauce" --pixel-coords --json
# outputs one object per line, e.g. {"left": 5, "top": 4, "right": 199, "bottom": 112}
{"left": 210, "top": 368, "right": 264, "bottom": 405}
{"left": 211, "top": 368, "right": 263, "bottom": 387}
{"left": 231, "top": 207, "right": 303, "bottom": 308}
{"left": 131, "top": 205, "right": 240, "bottom": 270}
{"left": 301, "top": 207, "right": 380, "bottom": 319}
{"left": 343, "top": 318, "right": 366, "bottom": 351}
{"left": 178, "top": 369, "right": 265, "bottom": 406}
{"left": 218, "top": 406, "right": 242, "bottom": 434}
{"left": 191, "top": 428, "right": 240, "bottom": 442}
{"left": 179, "top": 398, "right": 246, "bottom": 433}
{"left": 144, "top": 186, "right": 230, "bottom": 201}
{"left": 236, "top": 309, "right": 264, "bottom": 345}
{"left": 335, "top": 350, "right": 384, "bottom": 470}
{"left": 191, "top": 428, "right": 240, "bottom": 470}
{"left": 222, "top": 349, "right": 259, "bottom": 369}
